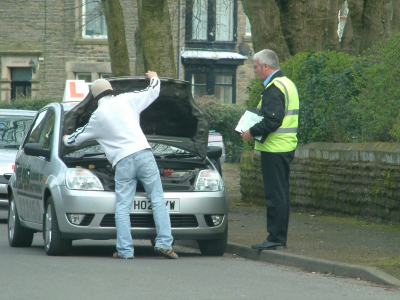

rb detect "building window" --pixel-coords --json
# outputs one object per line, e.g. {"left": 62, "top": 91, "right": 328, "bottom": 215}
{"left": 192, "top": 0, "right": 208, "bottom": 40}
{"left": 186, "top": 0, "right": 237, "bottom": 49}
{"left": 100, "top": 73, "right": 112, "bottom": 79}
{"left": 75, "top": 72, "right": 92, "bottom": 82}
{"left": 11, "top": 68, "right": 32, "bottom": 99}
{"left": 245, "top": 16, "right": 251, "bottom": 36}
{"left": 215, "top": 74, "right": 232, "bottom": 104}
{"left": 215, "top": 0, "right": 233, "bottom": 41}
{"left": 191, "top": 74, "right": 208, "bottom": 98}
{"left": 82, "top": 0, "right": 107, "bottom": 39}
{"left": 186, "top": 67, "right": 236, "bottom": 104}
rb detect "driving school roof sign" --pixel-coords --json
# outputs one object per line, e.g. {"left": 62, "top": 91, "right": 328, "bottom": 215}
{"left": 62, "top": 80, "right": 91, "bottom": 102}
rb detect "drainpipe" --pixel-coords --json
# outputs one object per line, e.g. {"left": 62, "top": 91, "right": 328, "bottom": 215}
{"left": 177, "top": 0, "right": 182, "bottom": 79}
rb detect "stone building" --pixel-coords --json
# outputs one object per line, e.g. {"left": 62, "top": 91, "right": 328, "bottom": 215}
{"left": 0, "top": 0, "right": 254, "bottom": 105}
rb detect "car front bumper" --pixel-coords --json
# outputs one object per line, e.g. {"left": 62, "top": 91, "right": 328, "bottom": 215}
{"left": 53, "top": 186, "right": 229, "bottom": 241}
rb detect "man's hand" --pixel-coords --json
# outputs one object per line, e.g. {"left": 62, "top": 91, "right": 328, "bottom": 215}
{"left": 62, "top": 135, "right": 68, "bottom": 142}
{"left": 241, "top": 130, "right": 254, "bottom": 141}
{"left": 145, "top": 71, "right": 158, "bottom": 79}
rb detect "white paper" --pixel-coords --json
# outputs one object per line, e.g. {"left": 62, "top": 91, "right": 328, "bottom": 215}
{"left": 235, "top": 110, "right": 264, "bottom": 141}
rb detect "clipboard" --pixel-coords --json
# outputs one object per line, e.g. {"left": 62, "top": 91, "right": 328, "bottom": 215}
{"left": 235, "top": 108, "right": 267, "bottom": 143}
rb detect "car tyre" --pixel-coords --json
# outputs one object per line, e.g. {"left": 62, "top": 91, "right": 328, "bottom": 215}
{"left": 8, "top": 194, "right": 34, "bottom": 247}
{"left": 43, "top": 196, "right": 72, "bottom": 256}
{"left": 197, "top": 224, "right": 228, "bottom": 256}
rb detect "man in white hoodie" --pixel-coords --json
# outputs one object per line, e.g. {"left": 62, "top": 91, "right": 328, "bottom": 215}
{"left": 63, "top": 72, "right": 177, "bottom": 259}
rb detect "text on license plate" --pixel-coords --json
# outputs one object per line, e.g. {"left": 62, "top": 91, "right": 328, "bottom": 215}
{"left": 132, "top": 199, "right": 180, "bottom": 212}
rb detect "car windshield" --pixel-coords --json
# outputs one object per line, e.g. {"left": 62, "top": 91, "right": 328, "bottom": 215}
{"left": 63, "top": 143, "right": 194, "bottom": 159}
{"left": 0, "top": 115, "right": 34, "bottom": 149}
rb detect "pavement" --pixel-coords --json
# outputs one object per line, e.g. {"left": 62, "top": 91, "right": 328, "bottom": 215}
{"left": 180, "top": 163, "right": 400, "bottom": 288}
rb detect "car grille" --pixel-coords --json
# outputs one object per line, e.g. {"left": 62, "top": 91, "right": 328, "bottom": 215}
{"left": 100, "top": 214, "right": 198, "bottom": 228}
{"left": 80, "top": 214, "right": 95, "bottom": 226}
{"left": 135, "top": 182, "right": 192, "bottom": 192}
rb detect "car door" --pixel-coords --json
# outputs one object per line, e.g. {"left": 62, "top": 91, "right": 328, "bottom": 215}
{"left": 14, "top": 109, "right": 48, "bottom": 224}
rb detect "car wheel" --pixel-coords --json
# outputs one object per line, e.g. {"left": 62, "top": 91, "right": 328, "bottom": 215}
{"left": 43, "top": 196, "right": 72, "bottom": 256}
{"left": 8, "top": 194, "right": 34, "bottom": 247}
{"left": 197, "top": 224, "right": 228, "bottom": 256}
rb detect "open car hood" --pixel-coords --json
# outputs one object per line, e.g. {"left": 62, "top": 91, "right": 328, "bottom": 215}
{"left": 61, "top": 76, "right": 210, "bottom": 160}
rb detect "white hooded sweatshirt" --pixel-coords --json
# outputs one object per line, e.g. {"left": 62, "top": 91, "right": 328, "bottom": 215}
{"left": 64, "top": 77, "right": 160, "bottom": 167}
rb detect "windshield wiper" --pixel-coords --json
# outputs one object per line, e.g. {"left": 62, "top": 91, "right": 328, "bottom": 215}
{"left": 3, "top": 145, "right": 20, "bottom": 149}
{"left": 78, "top": 152, "right": 106, "bottom": 159}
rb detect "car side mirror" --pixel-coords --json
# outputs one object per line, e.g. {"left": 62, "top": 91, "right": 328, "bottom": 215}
{"left": 24, "top": 143, "right": 51, "bottom": 158}
{"left": 207, "top": 146, "right": 222, "bottom": 159}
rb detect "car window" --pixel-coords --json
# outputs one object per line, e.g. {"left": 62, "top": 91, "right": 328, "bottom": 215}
{"left": 37, "top": 110, "right": 55, "bottom": 150}
{"left": 24, "top": 110, "right": 47, "bottom": 145}
{"left": 0, "top": 114, "right": 34, "bottom": 148}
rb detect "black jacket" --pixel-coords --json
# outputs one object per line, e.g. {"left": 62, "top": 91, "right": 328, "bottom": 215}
{"left": 249, "top": 70, "right": 285, "bottom": 138}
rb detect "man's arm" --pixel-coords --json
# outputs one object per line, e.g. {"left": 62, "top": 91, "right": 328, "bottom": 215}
{"left": 249, "top": 86, "right": 285, "bottom": 137}
{"left": 63, "top": 114, "right": 99, "bottom": 147}
{"left": 127, "top": 71, "right": 161, "bottom": 113}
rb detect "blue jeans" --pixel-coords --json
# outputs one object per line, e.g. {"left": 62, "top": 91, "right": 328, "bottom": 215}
{"left": 114, "top": 149, "right": 173, "bottom": 258}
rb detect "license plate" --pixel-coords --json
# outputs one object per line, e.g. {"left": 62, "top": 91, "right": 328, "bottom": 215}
{"left": 132, "top": 199, "right": 180, "bottom": 212}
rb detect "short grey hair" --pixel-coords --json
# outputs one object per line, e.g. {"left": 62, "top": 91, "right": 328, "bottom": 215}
{"left": 253, "top": 49, "right": 280, "bottom": 70}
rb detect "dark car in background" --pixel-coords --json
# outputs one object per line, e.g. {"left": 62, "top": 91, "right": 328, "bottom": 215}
{"left": 0, "top": 109, "right": 36, "bottom": 215}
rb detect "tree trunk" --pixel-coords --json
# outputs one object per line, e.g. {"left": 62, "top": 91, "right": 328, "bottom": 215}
{"left": 276, "top": 0, "right": 330, "bottom": 55}
{"left": 136, "top": 0, "right": 177, "bottom": 78}
{"left": 101, "top": 0, "right": 130, "bottom": 76}
{"left": 326, "top": 0, "right": 339, "bottom": 50}
{"left": 340, "top": 6, "right": 357, "bottom": 55}
{"left": 347, "top": 0, "right": 397, "bottom": 55}
{"left": 240, "top": 0, "right": 290, "bottom": 62}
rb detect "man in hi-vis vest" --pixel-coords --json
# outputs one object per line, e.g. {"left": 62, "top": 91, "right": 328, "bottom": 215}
{"left": 241, "top": 49, "right": 299, "bottom": 250}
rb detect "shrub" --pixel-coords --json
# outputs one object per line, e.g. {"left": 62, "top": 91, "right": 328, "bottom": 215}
{"left": 352, "top": 33, "right": 400, "bottom": 142}
{"left": 246, "top": 50, "right": 364, "bottom": 144}
{"left": 196, "top": 96, "right": 245, "bottom": 162}
{"left": 284, "top": 51, "right": 363, "bottom": 143}
{"left": 0, "top": 95, "right": 59, "bottom": 111}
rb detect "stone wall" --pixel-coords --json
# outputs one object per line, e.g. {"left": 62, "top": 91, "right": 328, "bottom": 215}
{"left": 240, "top": 143, "right": 400, "bottom": 223}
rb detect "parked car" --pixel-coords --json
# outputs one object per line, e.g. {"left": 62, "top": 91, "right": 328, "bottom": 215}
{"left": 208, "top": 130, "right": 226, "bottom": 175}
{"left": 0, "top": 109, "right": 36, "bottom": 215}
{"left": 7, "top": 77, "right": 229, "bottom": 256}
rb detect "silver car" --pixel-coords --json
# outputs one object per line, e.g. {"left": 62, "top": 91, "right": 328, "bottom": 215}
{"left": 0, "top": 109, "right": 36, "bottom": 214}
{"left": 7, "top": 77, "right": 229, "bottom": 256}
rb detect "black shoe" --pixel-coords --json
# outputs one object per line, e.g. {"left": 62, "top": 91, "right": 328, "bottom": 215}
{"left": 251, "top": 240, "right": 287, "bottom": 250}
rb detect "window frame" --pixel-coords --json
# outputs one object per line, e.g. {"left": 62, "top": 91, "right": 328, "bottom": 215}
{"left": 185, "top": 65, "right": 237, "bottom": 104}
{"left": 82, "top": 0, "right": 108, "bottom": 39}
{"left": 75, "top": 72, "right": 92, "bottom": 82}
{"left": 185, "top": 0, "right": 238, "bottom": 50}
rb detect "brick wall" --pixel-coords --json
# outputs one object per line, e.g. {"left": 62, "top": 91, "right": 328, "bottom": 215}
{"left": 240, "top": 143, "right": 400, "bottom": 223}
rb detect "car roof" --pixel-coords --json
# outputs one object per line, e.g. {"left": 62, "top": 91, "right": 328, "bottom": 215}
{"left": 0, "top": 109, "right": 37, "bottom": 116}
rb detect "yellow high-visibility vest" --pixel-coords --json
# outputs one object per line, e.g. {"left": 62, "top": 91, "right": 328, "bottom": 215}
{"left": 255, "top": 76, "right": 299, "bottom": 152}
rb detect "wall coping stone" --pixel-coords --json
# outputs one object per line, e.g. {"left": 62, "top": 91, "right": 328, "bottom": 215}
{"left": 293, "top": 142, "right": 400, "bottom": 165}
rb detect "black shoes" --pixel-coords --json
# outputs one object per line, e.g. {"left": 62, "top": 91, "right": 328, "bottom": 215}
{"left": 251, "top": 240, "right": 287, "bottom": 250}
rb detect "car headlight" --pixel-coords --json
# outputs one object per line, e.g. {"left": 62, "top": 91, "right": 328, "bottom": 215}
{"left": 65, "top": 168, "right": 104, "bottom": 191}
{"left": 194, "top": 170, "right": 223, "bottom": 191}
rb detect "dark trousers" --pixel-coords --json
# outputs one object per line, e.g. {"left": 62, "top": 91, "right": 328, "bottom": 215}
{"left": 260, "top": 150, "right": 295, "bottom": 245}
